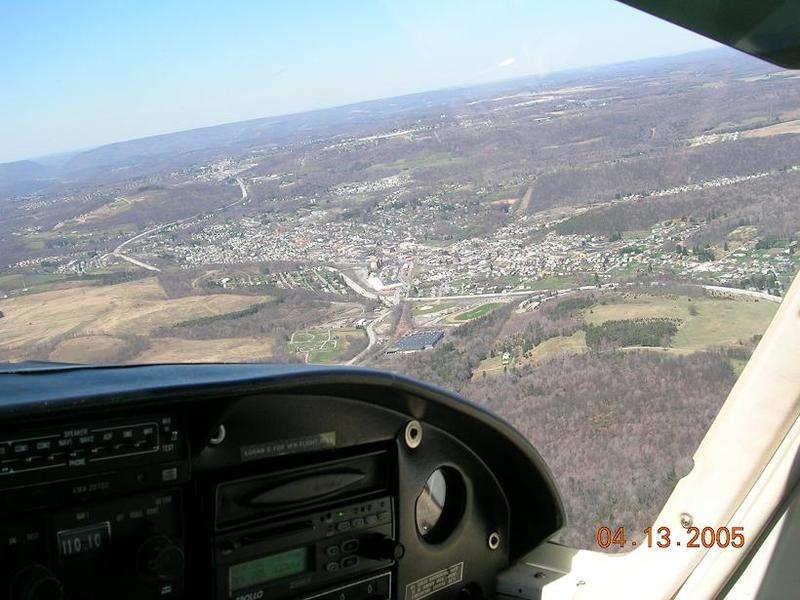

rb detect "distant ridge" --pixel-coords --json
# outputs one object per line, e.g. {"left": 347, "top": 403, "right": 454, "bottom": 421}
{"left": 0, "top": 160, "right": 55, "bottom": 196}
{"left": 0, "top": 46, "right": 766, "bottom": 194}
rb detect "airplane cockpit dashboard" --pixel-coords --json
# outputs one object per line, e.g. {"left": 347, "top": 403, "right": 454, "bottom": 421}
{"left": 0, "top": 363, "right": 564, "bottom": 600}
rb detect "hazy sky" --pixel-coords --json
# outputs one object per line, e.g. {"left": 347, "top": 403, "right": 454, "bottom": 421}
{"left": 0, "top": 0, "right": 719, "bottom": 163}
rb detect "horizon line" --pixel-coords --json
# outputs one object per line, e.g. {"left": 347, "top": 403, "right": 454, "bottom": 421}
{"left": 13, "top": 46, "right": 737, "bottom": 167}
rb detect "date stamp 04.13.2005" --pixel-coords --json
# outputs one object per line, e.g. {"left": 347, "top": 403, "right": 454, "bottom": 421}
{"left": 595, "top": 526, "right": 745, "bottom": 550}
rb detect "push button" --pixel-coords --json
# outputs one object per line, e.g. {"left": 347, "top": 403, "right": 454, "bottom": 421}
{"left": 324, "top": 561, "right": 340, "bottom": 572}
{"left": 341, "top": 556, "right": 359, "bottom": 569}
{"left": 34, "top": 440, "right": 52, "bottom": 452}
{"left": 351, "top": 517, "right": 365, "bottom": 528}
{"left": 341, "top": 539, "right": 359, "bottom": 553}
{"left": 12, "top": 443, "right": 30, "bottom": 456}
{"left": 325, "top": 545, "right": 339, "bottom": 557}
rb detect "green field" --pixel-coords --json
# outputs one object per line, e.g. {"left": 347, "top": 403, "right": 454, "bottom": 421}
{"left": 369, "top": 152, "right": 464, "bottom": 172}
{"left": 530, "top": 330, "right": 589, "bottom": 361}
{"left": 475, "top": 292, "right": 777, "bottom": 379}
{"left": 23, "top": 238, "right": 46, "bottom": 250}
{"left": 0, "top": 273, "right": 67, "bottom": 293}
{"left": 474, "top": 330, "right": 588, "bottom": 378}
{"left": 413, "top": 301, "right": 456, "bottom": 316}
{"left": 452, "top": 302, "right": 503, "bottom": 321}
{"left": 288, "top": 328, "right": 367, "bottom": 364}
{"left": 583, "top": 294, "right": 777, "bottom": 352}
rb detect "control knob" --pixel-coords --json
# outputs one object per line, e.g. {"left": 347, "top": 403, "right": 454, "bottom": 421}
{"left": 9, "top": 564, "right": 63, "bottom": 600}
{"left": 138, "top": 534, "right": 184, "bottom": 581}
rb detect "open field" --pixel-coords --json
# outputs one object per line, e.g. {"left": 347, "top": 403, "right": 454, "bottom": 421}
{"left": 134, "top": 337, "right": 276, "bottom": 363}
{"left": 368, "top": 152, "right": 464, "bottom": 172}
{"left": 528, "top": 330, "right": 589, "bottom": 361}
{"left": 413, "top": 301, "right": 456, "bottom": 316}
{"left": 475, "top": 292, "right": 776, "bottom": 379}
{"left": 742, "top": 119, "right": 800, "bottom": 139}
{"left": 65, "top": 192, "right": 154, "bottom": 227}
{"left": 0, "top": 277, "right": 264, "bottom": 356}
{"left": 0, "top": 273, "right": 68, "bottom": 292}
{"left": 49, "top": 335, "right": 133, "bottom": 363}
{"left": 474, "top": 330, "right": 588, "bottom": 378}
{"left": 582, "top": 294, "right": 777, "bottom": 352}
{"left": 289, "top": 328, "right": 367, "bottom": 363}
{"left": 451, "top": 302, "right": 504, "bottom": 322}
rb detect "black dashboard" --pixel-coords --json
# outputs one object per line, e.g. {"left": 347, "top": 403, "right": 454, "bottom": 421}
{"left": 0, "top": 363, "right": 563, "bottom": 600}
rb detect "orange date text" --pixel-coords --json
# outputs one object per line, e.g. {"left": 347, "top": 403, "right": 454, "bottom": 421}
{"left": 595, "top": 526, "right": 745, "bottom": 549}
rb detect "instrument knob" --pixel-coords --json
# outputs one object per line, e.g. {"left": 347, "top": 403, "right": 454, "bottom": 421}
{"left": 138, "top": 534, "right": 184, "bottom": 581}
{"left": 359, "top": 534, "right": 405, "bottom": 561}
{"left": 10, "top": 565, "right": 63, "bottom": 600}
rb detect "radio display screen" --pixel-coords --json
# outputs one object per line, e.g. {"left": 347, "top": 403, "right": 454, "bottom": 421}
{"left": 57, "top": 522, "right": 111, "bottom": 558}
{"left": 229, "top": 546, "right": 311, "bottom": 591}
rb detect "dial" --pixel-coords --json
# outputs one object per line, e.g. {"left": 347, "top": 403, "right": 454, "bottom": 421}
{"left": 9, "top": 564, "right": 63, "bottom": 600}
{"left": 138, "top": 535, "right": 184, "bottom": 582}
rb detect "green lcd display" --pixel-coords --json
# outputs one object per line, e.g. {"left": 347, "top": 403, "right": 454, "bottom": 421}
{"left": 229, "top": 546, "right": 311, "bottom": 592}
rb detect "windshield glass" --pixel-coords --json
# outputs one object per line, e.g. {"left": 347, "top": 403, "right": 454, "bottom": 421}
{"left": 1, "top": 1, "right": 798, "bottom": 551}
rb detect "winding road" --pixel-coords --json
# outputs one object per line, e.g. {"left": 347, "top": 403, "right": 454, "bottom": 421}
{"left": 107, "top": 177, "right": 249, "bottom": 272}
{"left": 347, "top": 308, "right": 392, "bottom": 365}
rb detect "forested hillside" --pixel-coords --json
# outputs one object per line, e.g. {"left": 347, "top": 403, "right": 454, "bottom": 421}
{"left": 381, "top": 289, "right": 767, "bottom": 549}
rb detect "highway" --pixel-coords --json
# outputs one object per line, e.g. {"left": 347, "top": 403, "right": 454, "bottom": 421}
{"left": 338, "top": 270, "right": 379, "bottom": 300}
{"left": 408, "top": 282, "right": 782, "bottom": 304}
{"left": 348, "top": 308, "right": 391, "bottom": 365}
{"left": 106, "top": 177, "right": 249, "bottom": 272}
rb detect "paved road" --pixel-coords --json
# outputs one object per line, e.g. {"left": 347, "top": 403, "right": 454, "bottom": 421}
{"left": 115, "top": 253, "right": 161, "bottom": 272}
{"left": 338, "top": 270, "right": 379, "bottom": 300}
{"left": 237, "top": 177, "right": 249, "bottom": 200}
{"left": 348, "top": 309, "right": 391, "bottom": 365}
{"left": 702, "top": 284, "right": 781, "bottom": 303}
{"left": 107, "top": 177, "right": 249, "bottom": 272}
{"left": 410, "top": 282, "right": 782, "bottom": 304}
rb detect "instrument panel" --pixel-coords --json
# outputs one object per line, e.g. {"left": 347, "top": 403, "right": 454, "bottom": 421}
{"left": 0, "top": 363, "right": 564, "bottom": 600}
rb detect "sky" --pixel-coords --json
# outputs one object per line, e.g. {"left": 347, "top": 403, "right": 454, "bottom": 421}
{"left": 0, "top": 0, "right": 719, "bottom": 164}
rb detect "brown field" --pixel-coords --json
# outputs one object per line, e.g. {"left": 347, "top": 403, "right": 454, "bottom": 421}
{"left": 50, "top": 335, "right": 132, "bottom": 363}
{"left": 0, "top": 277, "right": 264, "bottom": 354}
{"left": 134, "top": 337, "right": 276, "bottom": 363}
{"left": 541, "top": 136, "right": 603, "bottom": 150}
{"left": 516, "top": 184, "right": 534, "bottom": 214}
{"left": 68, "top": 193, "right": 151, "bottom": 226}
{"left": 742, "top": 119, "right": 800, "bottom": 139}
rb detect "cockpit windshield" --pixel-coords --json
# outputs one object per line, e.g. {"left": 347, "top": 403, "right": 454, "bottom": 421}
{"left": 1, "top": 0, "right": 797, "bottom": 551}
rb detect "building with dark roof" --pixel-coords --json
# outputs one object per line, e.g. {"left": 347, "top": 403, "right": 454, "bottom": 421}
{"left": 387, "top": 330, "right": 444, "bottom": 354}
